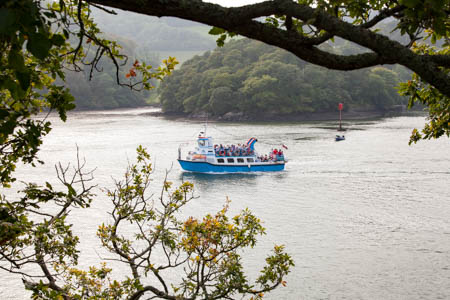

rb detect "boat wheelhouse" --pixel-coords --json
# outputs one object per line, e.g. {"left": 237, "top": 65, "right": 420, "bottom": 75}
{"left": 177, "top": 132, "right": 286, "bottom": 173}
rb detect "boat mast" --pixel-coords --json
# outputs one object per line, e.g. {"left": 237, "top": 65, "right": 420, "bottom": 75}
{"left": 205, "top": 112, "right": 208, "bottom": 136}
{"left": 200, "top": 112, "right": 208, "bottom": 137}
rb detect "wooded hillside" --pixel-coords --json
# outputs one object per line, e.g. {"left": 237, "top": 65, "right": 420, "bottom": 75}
{"left": 159, "top": 38, "right": 409, "bottom": 119}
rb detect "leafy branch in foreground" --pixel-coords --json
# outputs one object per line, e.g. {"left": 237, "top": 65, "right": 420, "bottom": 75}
{"left": 0, "top": 0, "right": 178, "bottom": 186}
{"left": 0, "top": 149, "right": 96, "bottom": 298}
{"left": 0, "top": 147, "right": 293, "bottom": 299}
{"left": 399, "top": 43, "right": 450, "bottom": 144}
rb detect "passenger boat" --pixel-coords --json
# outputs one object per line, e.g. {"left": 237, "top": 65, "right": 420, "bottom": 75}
{"left": 178, "top": 131, "right": 286, "bottom": 173}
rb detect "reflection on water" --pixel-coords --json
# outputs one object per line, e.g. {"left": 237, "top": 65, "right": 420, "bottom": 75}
{"left": 180, "top": 171, "right": 288, "bottom": 194}
{"left": 181, "top": 171, "right": 260, "bottom": 183}
{"left": 183, "top": 173, "right": 257, "bottom": 194}
{"left": 294, "top": 136, "right": 319, "bottom": 140}
{"left": 2, "top": 110, "right": 450, "bottom": 300}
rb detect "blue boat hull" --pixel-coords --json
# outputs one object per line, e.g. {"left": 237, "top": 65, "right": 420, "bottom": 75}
{"left": 178, "top": 160, "right": 285, "bottom": 173}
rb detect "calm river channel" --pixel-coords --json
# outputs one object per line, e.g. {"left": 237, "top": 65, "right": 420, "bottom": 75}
{"left": 2, "top": 108, "right": 450, "bottom": 299}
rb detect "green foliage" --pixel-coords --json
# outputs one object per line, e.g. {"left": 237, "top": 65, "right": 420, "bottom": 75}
{"left": 159, "top": 39, "right": 407, "bottom": 117}
{"left": 0, "top": 155, "right": 95, "bottom": 298}
{"left": 1, "top": 148, "right": 293, "bottom": 299}
{"left": 209, "top": 26, "right": 237, "bottom": 47}
{"left": 96, "top": 148, "right": 292, "bottom": 299}
{"left": 0, "top": 155, "right": 95, "bottom": 289}
{"left": 0, "top": 0, "right": 75, "bottom": 186}
{"left": 399, "top": 44, "right": 450, "bottom": 144}
{"left": 397, "top": 0, "right": 449, "bottom": 39}
{"left": 282, "top": 0, "right": 449, "bottom": 40}
{"left": 0, "top": 0, "right": 177, "bottom": 186}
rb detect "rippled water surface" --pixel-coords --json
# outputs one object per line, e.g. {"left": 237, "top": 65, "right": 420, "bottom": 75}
{"left": 2, "top": 108, "right": 450, "bottom": 299}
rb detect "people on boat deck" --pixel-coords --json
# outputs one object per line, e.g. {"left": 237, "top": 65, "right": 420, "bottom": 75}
{"left": 260, "top": 149, "right": 284, "bottom": 162}
{"left": 214, "top": 143, "right": 254, "bottom": 157}
{"left": 213, "top": 143, "right": 285, "bottom": 162}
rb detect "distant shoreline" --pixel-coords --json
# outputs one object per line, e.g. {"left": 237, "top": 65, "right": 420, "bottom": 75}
{"left": 141, "top": 109, "right": 425, "bottom": 123}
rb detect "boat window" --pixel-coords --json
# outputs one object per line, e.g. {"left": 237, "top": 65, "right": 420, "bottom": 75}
{"left": 237, "top": 158, "right": 244, "bottom": 163}
{"left": 227, "top": 158, "right": 234, "bottom": 163}
{"left": 198, "top": 140, "right": 205, "bottom": 146}
{"left": 247, "top": 158, "right": 254, "bottom": 163}
{"left": 217, "top": 158, "right": 224, "bottom": 163}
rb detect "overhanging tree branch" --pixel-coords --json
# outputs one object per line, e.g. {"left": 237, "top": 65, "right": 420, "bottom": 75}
{"left": 85, "top": 0, "right": 450, "bottom": 98}
{"left": 427, "top": 54, "right": 450, "bottom": 68}
{"left": 359, "top": 5, "right": 406, "bottom": 29}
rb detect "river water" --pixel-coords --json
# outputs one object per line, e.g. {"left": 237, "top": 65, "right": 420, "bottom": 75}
{"left": 2, "top": 108, "right": 450, "bottom": 299}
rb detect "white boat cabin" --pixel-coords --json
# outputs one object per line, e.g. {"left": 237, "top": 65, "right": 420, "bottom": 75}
{"left": 179, "top": 133, "right": 283, "bottom": 166}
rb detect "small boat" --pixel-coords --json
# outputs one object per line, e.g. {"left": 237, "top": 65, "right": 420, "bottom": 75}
{"left": 335, "top": 135, "right": 345, "bottom": 141}
{"left": 178, "top": 132, "right": 286, "bottom": 173}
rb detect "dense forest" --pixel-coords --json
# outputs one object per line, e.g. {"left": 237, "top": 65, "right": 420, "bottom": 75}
{"left": 158, "top": 38, "right": 410, "bottom": 119}
{"left": 68, "top": 11, "right": 414, "bottom": 113}
{"left": 64, "top": 9, "right": 438, "bottom": 113}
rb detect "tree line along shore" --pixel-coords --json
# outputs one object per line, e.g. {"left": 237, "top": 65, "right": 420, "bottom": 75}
{"left": 157, "top": 38, "right": 412, "bottom": 121}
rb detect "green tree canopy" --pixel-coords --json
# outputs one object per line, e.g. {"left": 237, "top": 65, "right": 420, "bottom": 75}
{"left": 159, "top": 38, "right": 407, "bottom": 118}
